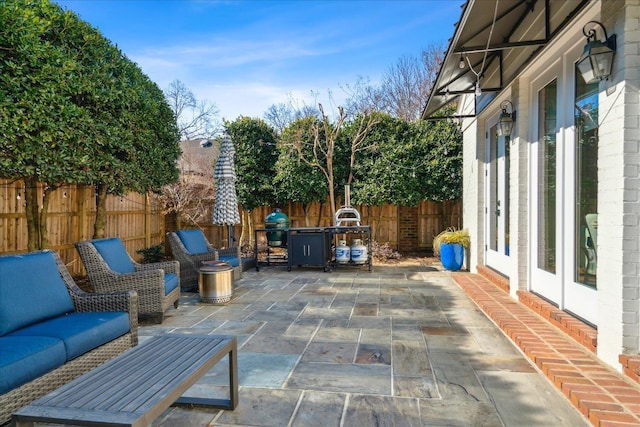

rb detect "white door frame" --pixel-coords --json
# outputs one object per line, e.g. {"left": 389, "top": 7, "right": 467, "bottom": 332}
{"left": 527, "top": 38, "right": 597, "bottom": 324}
{"left": 484, "top": 113, "right": 510, "bottom": 275}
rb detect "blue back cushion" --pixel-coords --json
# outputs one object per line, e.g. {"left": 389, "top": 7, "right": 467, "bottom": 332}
{"left": 92, "top": 238, "right": 135, "bottom": 273}
{"left": 177, "top": 229, "right": 209, "bottom": 254}
{"left": 0, "top": 251, "right": 75, "bottom": 336}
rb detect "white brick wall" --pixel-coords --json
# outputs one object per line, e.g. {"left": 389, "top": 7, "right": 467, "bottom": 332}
{"left": 459, "top": 95, "right": 481, "bottom": 273}
{"left": 597, "top": 0, "right": 640, "bottom": 367}
{"left": 458, "top": 0, "right": 640, "bottom": 371}
{"left": 512, "top": 78, "right": 530, "bottom": 296}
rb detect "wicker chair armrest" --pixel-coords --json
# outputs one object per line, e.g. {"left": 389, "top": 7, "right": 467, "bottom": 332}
{"left": 71, "top": 289, "right": 139, "bottom": 346}
{"left": 190, "top": 252, "right": 219, "bottom": 265}
{"left": 205, "top": 241, "right": 218, "bottom": 252}
{"left": 72, "top": 289, "right": 137, "bottom": 315}
{"left": 135, "top": 260, "right": 179, "bottom": 275}
{"left": 114, "top": 269, "right": 165, "bottom": 288}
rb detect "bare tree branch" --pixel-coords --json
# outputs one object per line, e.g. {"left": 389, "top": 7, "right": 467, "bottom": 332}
{"left": 165, "top": 79, "right": 220, "bottom": 140}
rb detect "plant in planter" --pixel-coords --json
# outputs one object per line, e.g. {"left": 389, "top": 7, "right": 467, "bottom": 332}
{"left": 433, "top": 227, "right": 470, "bottom": 271}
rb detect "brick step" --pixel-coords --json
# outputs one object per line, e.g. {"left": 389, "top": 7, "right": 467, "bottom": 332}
{"left": 517, "top": 291, "right": 597, "bottom": 353}
{"left": 476, "top": 265, "right": 640, "bottom": 385}
{"left": 477, "top": 265, "right": 509, "bottom": 293}
{"left": 619, "top": 354, "right": 640, "bottom": 384}
{"left": 476, "top": 265, "right": 597, "bottom": 353}
{"left": 452, "top": 272, "right": 640, "bottom": 427}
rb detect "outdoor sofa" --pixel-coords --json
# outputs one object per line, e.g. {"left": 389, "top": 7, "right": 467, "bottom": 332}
{"left": 0, "top": 250, "right": 138, "bottom": 424}
{"left": 75, "top": 237, "right": 180, "bottom": 323}
{"left": 167, "top": 229, "right": 242, "bottom": 291}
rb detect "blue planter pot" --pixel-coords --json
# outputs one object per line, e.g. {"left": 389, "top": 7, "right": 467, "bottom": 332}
{"left": 440, "top": 243, "right": 464, "bottom": 271}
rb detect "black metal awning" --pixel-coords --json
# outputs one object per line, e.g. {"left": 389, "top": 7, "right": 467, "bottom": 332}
{"left": 422, "top": 0, "right": 590, "bottom": 120}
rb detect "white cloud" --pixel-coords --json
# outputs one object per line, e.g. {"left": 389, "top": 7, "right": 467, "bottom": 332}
{"left": 188, "top": 81, "right": 348, "bottom": 121}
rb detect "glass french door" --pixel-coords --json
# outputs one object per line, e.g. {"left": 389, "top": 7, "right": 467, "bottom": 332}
{"left": 531, "top": 74, "right": 561, "bottom": 302}
{"left": 530, "top": 54, "right": 597, "bottom": 325}
{"left": 485, "top": 124, "right": 510, "bottom": 274}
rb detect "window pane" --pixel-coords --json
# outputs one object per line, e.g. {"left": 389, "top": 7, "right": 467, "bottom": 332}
{"left": 538, "top": 80, "right": 557, "bottom": 273}
{"left": 504, "top": 136, "right": 510, "bottom": 255}
{"left": 489, "top": 126, "right": 498, "bottom": 251}
{"left": 575, "top": 68, "right": 599, "bottom": 287}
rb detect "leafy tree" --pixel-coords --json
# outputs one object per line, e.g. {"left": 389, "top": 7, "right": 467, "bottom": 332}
{"left": 352, "top": 108, "right": 462, "bottom": 208}
{"left": 79, "top": 44, "right": 180, "bottom": 238}
{"left": 1, "top": 0, "right": 97, "bottom": 249}
{"left": 0, "top": 0, "right": 180, "bottom": 246}
{"left": 274, "top": 116, "right": 328, "bottom": 226}
{"left": 226, "top": 117, "right": 278, "bottom": 246}
{"left": 289, "top": 104, "right": 378, "bottom": 222}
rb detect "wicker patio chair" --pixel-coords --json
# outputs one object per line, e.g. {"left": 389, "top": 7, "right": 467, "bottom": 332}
{"left": 75, "top": 237, "right": 180, "bottom": 323}
{"left": 0, "top": 250, "right": 138, "bottom": 424}
{"left": 167, "top": 229, "right": 242, "bottom": 291}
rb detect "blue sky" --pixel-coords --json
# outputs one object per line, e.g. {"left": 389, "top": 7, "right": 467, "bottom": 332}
{"left": 55, "top": 1, "right": 462, "bottom": 121}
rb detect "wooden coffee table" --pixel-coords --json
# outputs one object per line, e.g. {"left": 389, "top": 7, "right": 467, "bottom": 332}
{"left": 13, "top": 334, "right": 238, "bottom": 427}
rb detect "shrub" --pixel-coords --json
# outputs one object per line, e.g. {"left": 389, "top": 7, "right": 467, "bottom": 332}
{"left": 136, "top": 243, "right": 165, "bottom": 263}
{"left": 371, "top": 241, "right": 401, "bottom": 261}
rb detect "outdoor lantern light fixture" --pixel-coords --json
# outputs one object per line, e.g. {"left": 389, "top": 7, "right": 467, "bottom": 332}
{"left": 577, "top": 20, "right": 616, "bottom": 84}
{"left": 497, "top": 101, "right": 516, "bottom": 137}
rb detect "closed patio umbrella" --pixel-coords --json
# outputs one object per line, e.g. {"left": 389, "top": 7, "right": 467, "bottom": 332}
{"left": 212, "top": 132, "right": 240, "bottom": 247}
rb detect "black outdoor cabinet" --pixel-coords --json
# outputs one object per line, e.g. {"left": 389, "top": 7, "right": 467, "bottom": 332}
{"left": 287, "top": 228, "right": 331, "bottom": 271}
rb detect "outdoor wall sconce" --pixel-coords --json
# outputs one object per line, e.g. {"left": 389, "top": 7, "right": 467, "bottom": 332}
{"left": 577, "top": 20, "right": 616, "bottom": 84}
{"left": 497, "top": 101, "right": 516, "bottom": 137}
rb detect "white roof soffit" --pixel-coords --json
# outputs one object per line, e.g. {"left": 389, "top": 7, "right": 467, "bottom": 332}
{"left": 422, "top": 0, "right": 590, "bottom": 120}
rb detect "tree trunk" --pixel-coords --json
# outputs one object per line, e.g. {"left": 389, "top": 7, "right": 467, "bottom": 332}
{"left": 93, "top": 184, "right": 108, "bottom": 238}
{"left": 39, "top": 186, "right": 53, "bottom": 249}
{"left": 328, "top": 185, "right": 336, "bottom": 224}
{"left": 238, "top": 208, "right": 246, "bottom": 248}
{"left": 302, "top": 203, "right": 310, "bottom": 227}
{"left": 247, "top": 210, "right": 254, "bottom": 250}
{"left": 25, "top": 176, "right": 39, "bottom": 251}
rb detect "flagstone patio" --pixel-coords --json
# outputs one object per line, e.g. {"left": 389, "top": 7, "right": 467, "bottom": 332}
{"left": 136, "top": 263, "right": 592, "bottom": 426}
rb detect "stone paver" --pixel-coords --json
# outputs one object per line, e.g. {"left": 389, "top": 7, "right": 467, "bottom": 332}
{"left": 452, "top": 272, "right": 640, "bottom": 427}
{"left": 147, "top": 264, "right": 593, "bottom": 426}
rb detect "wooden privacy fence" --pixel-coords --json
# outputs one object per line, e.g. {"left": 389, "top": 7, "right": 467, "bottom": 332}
{"left": 183, "top": 200, "right": 461, "bottom": 255}
{"left": 0, "top": 179, "right": 164, "bottom": 276}
{"left": 1, "top": 178, "right": 461, "bottom": 275}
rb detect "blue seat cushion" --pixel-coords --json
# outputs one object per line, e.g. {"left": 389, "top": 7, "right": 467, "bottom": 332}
{"left": 0, "top": 336, "right": 66, "bottom": 394}
{"left": 92, "top": 238, "right": 135, "bottom": 274}
{"left": 0, "top": 251, "right": 75, "bottom": 336}
{"left": 164, "top": 273, "right": 179, "bottom": 295}
{"left": 176, "top": 229, "right": 209, "bottom": 255}
{"left": 9, "top": 312, "right": 130, "bottom": 361}
{"left": 218, "top": 256, "right": 240, "bottom": 268}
